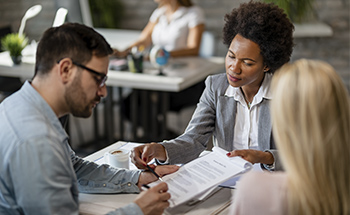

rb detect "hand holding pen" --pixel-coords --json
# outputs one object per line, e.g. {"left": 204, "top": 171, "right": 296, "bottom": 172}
{"left": 137, "top": 165, "right": 179, "bottom": 189}
{"left": 134, "top": 182, "right": 171, "bottom": 215}
{"left": 130, "top": 143, "right": 167, "bottom": 169}
{"left": 139, "top": 164, "right": 180, "bottom": 208}
{"left": 146, "top": 164, "right": 164, "bottom": 181}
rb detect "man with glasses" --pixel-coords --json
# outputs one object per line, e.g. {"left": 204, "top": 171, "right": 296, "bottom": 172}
{"left": 0, "top": 23, "right": 178, "bottom": 215}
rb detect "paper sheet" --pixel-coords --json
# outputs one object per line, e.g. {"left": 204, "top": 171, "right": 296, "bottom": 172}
{"left": 148, "top": 146, "right": 252, "bottom": 207}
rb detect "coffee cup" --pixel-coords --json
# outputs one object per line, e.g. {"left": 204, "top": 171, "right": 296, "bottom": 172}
{"left": 104, "top": 149, "right": 130, "bottom": 169}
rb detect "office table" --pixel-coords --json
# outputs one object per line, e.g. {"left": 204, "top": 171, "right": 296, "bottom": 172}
{"left": 79, "top": 141, "right": 234, "bottom": 215}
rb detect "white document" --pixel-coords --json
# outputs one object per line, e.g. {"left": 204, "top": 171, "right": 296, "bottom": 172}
{"left": 148, "top": 146, "right": 252, "bottom": 208}
{"left": 219, "top": 163, "right": 263, "bottom": 189}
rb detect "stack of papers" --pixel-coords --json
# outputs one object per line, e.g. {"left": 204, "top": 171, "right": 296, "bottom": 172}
{"left": 147, "top": 146, "right": 253, "bottom": 208}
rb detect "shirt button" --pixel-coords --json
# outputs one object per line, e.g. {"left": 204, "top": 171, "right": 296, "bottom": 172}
{"left": 127, "top": 183, "right": 131, "bottom": 187}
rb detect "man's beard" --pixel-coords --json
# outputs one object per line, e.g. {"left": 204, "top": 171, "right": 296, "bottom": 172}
{"left": 64, "top": 75, "right": 99, "bottom": 118}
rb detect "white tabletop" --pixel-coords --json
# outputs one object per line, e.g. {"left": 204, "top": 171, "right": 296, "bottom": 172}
{"left": 0, "top": 51, "right": 224, "bottom": 92}
{"left": 95, "top": 28, "right": 141, "bottom": 51}
{"left": 0, "top": 28, "right": 224, "bottom": 92}
{"left": 80, "top": 141, "right": 234, "bottom": 215}
{"left": 106, "top": 57, "right": 224, "bottom": 92}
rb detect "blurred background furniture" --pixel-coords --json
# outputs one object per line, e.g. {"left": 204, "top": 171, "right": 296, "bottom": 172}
{"left": 52, "top": 7, "right": 68, "bottom": 27}
{"left": 0, "top": 4, "right": 42, "bottom": 98}
{"left": 0, "top": 26, "right": 23, "bottom": 100}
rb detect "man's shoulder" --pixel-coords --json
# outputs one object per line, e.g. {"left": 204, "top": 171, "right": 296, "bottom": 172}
{"left": 0, "top": 95, "right": 55, "bottom": 143}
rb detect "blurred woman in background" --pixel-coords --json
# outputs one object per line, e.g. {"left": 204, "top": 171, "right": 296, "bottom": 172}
{"left": 118, "top": 0, "right": 206, "bottom": 136}
{"left": 113, "top": 0, "right": 205, "bottom": 57}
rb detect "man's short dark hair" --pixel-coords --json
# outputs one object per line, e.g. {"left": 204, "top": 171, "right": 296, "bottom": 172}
{"left": 223, "top": 1, "right": 294, "bottom": 73}
{"left": 35, "top": 23, "right": 113, "bottom": 76}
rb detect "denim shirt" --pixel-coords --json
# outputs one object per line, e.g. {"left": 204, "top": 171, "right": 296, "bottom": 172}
{"left": 0, "top": 81, "right": 143, "bottom": 215}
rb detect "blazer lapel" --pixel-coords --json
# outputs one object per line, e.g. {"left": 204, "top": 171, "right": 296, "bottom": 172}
{"left": 258, "top": 99, "right": 272, "bottom": 150}
{"left": 216, "top": 96, "right": 237, "bottom": 152}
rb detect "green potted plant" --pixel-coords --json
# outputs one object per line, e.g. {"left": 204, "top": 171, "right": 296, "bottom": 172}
{"left": 262, "top": 0, "right": 315, "bottom": 23}
{"left": 1, "top": 33, "right": 28, "bottom": 65}
{"left": 88, "top": 0, "right": 125, "bottom": 28}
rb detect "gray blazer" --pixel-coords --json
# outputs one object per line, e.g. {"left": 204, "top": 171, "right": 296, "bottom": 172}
{"left": 162, "top": 73, "right": 282, "bottom": 171}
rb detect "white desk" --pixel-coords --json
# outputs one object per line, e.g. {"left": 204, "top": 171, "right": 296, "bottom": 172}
{"left": 0, "top": 29, "right": 224, "bottom": 92}
{"left": 79, "top": 141, "right": 234, "bottom": 215}
{"left": 95, "top": 28, "right": 141, "bottom": 51}
{"left": 0, "top": 52, "right": 224, "bottom": 92}
{"left": 96, "top": 28, "right": 225, "bottom": 92}
{"left": 107, "top": 57, "right": 224, "bottom": 92}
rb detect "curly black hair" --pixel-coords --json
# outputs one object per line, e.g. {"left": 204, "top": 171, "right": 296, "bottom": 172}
{"left": 223, "top": 1, "right": 294, "bottom": 73}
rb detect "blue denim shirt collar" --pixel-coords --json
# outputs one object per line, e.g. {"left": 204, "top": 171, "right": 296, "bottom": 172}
{"left": 22, "top": 81, "right": 68, "bottom": 143}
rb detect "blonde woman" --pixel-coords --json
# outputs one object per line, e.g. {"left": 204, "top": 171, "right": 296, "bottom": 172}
{"left": 230, "top": 59, "right": 350, "bottom": 214}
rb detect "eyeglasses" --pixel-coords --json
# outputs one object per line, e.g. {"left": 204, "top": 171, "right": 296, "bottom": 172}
{"left": 72, "top": 61, "right": 108, "bottom": 88}
{"left": 57, "top": 59, "right": 108, "bottom": 88}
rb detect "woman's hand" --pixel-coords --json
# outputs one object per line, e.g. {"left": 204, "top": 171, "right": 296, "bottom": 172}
{"left": 131, "top": 143, "right": 167, "bottom": 169}
{"left": 112, "top": 48, "right": 129, "bottom": 58}
{"left": 226, "top": 149, "right": 274, "bottom": 165}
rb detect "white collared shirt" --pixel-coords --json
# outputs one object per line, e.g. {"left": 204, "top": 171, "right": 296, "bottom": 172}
{"left": 224, "top": 73, "right": 273, "bottom": 150}
{"left": 150, "top": 6, "right": 205, "bottom": 51}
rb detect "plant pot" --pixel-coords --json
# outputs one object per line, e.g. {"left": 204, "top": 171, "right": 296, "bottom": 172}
{"left": 11, "top": 56, "right": 22, "bottom": 65}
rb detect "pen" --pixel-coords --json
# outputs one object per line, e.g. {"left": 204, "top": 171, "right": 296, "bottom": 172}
{"left": 142, "top": 180, "right": 175, "bottom": 206}
{"left": 146, "top": 164, "right": 164, "bottom": 181}
{"left": 142, "top": 184, "right": 150, "bottom": 191}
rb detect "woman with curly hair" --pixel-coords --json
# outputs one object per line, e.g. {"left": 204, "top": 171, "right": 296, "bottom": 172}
{"left": 230, "top": 59, "right": 350, "bottom": 214}
{"left": 131, "top": 1, "right": 294, "bottom": 171}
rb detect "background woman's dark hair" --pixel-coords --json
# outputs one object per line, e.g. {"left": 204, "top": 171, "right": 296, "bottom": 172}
{"left": 178, "top": 0, "right": 193, "bottom": 7}
{"left": 223, "top": 1, "right": 294, "bottom": 73}
{"left": 34, "top": 23, "right": 112, "bottom": 76}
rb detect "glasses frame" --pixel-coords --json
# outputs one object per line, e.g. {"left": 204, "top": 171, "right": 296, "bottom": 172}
{"left": 57, "top": 59, "right": 108, "bottom": 88}
{"left": 72, "top": 61, "right": 108, "bottom": 88}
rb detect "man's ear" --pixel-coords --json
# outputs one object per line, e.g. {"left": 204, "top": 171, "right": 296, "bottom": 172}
{"left": 58, "top": 58, "right": 74, "bottom": 84}
{"left": 263, "top": 65, "right": 270, "bottom": 73}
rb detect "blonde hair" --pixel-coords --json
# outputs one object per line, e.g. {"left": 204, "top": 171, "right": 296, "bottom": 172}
{"left": 271, "top": 59, "right": 350, "bottom": 215}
